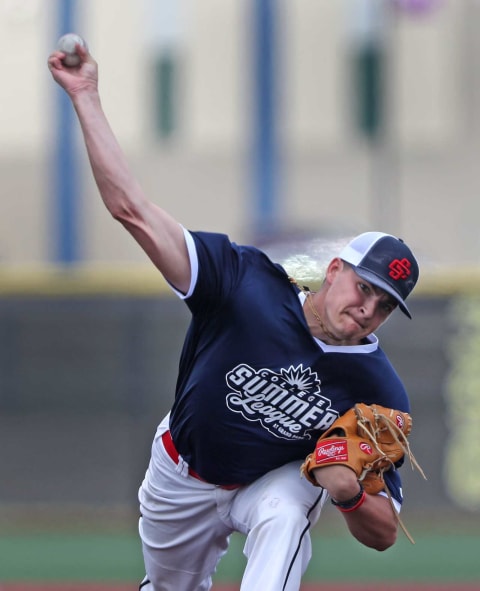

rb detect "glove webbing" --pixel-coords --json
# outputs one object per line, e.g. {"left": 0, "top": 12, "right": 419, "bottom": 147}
{"left": 356, "top": 408, "right": 426, "bottom": 480}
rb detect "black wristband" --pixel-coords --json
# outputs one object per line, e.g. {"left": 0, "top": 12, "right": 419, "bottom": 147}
{"left": 331, "top": 482, "right": 365, "bottom": 510}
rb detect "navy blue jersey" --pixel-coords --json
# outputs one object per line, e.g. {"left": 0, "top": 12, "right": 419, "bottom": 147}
{"left": 169, "top": 231, "right": 409, "bottom": 501}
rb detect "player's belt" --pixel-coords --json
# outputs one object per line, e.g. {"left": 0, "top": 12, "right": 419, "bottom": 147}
{"left": 161, "top": 430, "right": 241, "bottom": 490}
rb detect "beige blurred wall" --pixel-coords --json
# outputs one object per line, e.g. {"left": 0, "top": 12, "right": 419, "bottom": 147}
{"left": 0, "top": 0, "right": 478, "bottom": 268}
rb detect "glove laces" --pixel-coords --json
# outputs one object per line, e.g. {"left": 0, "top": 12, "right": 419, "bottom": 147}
{"left": 356, "top": 405, "right": 427, "bottom": 544}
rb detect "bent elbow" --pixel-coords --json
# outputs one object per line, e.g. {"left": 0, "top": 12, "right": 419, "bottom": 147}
{"left": 370, "top": 529, "right": 397, "bottom": 552}
{"left": 110, "top": 203, "right": 148, "bottom": 235}
{"left": 110, "top": 203, "right": 135, "bottom": 224}
{"left": 104, "top": 186, "right": 146, "bottom": 225}
{"left": 373, "top": 539, "right": 395, "bottom": 552}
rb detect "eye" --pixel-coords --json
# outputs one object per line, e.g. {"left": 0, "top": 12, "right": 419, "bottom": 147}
{"left": 381, "top": 301, "right": 396, "bottom": 314}
{"left": 359, "top": 282, "right": 371, "bottom": 294}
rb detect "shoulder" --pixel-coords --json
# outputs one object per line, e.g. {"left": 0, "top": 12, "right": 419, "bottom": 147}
{"left": 189, "top": 230, "right": 288, "bottom": 278}
{"left": 185, "top": 230, "right": 290, "bottom": 305}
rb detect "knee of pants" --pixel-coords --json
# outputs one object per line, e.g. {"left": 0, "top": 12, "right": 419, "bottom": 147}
{"left": 251, "top": 499, "right": 311, "bottom": 539}
{"left": 139, "top": 576, "right": 153, "bottom": 590}
{"left": 244, "top": 502, "right": 313, "bottom": 567}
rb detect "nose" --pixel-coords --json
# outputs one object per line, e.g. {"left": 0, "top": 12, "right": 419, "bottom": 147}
{"left": 360, "top": 297, "right": 376, "bottom": 318}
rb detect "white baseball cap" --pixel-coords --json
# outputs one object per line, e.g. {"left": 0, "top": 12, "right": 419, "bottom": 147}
{"left": 339, "top": 232, "right": 419, "bottom": 318}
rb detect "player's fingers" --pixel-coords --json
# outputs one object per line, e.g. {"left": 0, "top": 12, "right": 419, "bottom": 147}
{"left": 47, "top": 52, "right": 64, "bottom": 71}
{"left": 75, "top": 42, "right": 89, "bottom": 59}
{"left": 71, "top": 46, "right": 98, "bottom": 73}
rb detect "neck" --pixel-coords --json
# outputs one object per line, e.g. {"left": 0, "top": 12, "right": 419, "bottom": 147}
{"left": 289, "top": 277, "right": 343, "bottom": 344}
{"left": 303, "top": 291, "right": 342, "bottom": 344}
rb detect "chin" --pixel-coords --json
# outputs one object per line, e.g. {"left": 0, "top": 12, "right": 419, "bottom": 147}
{"left": 343, "top": 327, "right": 368, "bottom": 343}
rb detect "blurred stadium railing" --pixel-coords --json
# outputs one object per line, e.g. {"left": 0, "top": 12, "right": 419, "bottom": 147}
{"left": 1, "top": 265, "right": 480, "bottom": 523}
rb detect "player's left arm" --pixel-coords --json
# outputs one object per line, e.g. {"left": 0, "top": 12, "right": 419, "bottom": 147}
{"left": 314, "top": 465, "right": 398, "bottom": 550}
{"left": 301, "top": 404, "right": 425, "bottom": 548}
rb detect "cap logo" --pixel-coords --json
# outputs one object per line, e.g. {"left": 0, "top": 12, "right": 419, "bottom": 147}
{"left": 389, "top": 258, "right": 411, "bottom": 281}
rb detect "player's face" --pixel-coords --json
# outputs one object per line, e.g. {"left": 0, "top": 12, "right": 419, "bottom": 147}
{"left": 319, "top": 259, "right": 397, "bottom": 345}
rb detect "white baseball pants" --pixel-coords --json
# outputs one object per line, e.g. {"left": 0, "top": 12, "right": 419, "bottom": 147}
{"left": 138, "top": 420, "right": 327, "bottom": 591}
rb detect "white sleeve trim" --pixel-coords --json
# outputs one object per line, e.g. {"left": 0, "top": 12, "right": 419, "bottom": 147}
{"left": 378, "top": 490, "right": 401, "bottom": 513}
{"left": 169, "top": 227, "right": 198, "bottom": 300}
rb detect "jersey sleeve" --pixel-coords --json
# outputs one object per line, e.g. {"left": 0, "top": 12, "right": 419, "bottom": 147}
{"left": 183, "top": 230, "right": 279, "bottom": 315}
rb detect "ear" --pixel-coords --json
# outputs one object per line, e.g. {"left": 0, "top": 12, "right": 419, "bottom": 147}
{"left": 325, "top": 258, "right": 344, "bottom": 284}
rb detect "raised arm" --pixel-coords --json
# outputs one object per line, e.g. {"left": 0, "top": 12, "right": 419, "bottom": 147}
{"left": 47, "top": 42, "right": 191, "bottom": 294}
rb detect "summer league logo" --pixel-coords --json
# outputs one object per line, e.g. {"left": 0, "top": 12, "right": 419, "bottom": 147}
{"left": 225, "top": 364, "right": 339, "bottom": 440}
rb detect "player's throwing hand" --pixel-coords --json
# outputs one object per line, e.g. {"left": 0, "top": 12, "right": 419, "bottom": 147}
{"left": 48, "top": 37, "right": 97, "bottom": 96}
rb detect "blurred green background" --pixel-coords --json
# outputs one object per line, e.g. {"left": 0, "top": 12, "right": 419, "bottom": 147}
{"left": 2, "top": 511, "right": 480, "bottom": 585}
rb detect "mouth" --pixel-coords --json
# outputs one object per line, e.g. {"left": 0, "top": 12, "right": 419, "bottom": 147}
{"left": 345, "top": 313, "right": 365, "bottom": 330}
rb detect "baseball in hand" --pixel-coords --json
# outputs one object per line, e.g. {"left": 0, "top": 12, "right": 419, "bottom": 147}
{"left": 56, "top": 33, "right": 87, "bottom": 67}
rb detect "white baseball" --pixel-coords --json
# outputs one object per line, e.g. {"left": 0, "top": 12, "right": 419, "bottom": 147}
{"left": 56, "top": 33, "right": 87, "bottom": 67}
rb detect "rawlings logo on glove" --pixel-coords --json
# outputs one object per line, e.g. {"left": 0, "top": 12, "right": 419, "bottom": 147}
{"left": 315, "top": 440, "right": 349, "bottom": 463}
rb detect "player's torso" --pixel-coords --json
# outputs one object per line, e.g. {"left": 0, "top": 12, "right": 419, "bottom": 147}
{"left": 169, "top": 231, "right": 408, "bottom": 486}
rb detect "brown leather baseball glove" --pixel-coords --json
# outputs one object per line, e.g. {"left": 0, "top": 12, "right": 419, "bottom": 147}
{"left": 301, "top": 403, "right": 424, "bottom": 494}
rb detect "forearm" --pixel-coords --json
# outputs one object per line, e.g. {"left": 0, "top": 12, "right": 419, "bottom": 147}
{"left": 340, "top": 493, "right": 398, "bottom": 550}
{"left": 70, "top": 89, "right": 145, "bottom": 219}
{"left": 314, "top": 465, "right": 398, "bottom": 550}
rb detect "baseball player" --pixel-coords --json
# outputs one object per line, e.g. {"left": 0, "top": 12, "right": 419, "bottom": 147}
{"left": 48, "top": 43, "right": 420, "bottom": 591}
